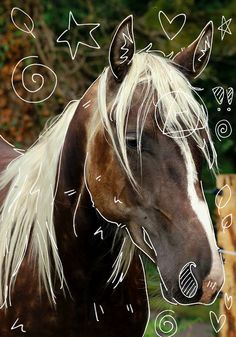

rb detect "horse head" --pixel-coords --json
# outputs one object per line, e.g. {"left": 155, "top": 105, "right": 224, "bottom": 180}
{"left": 85, "top": 16, "right": 224, "bottom": 306}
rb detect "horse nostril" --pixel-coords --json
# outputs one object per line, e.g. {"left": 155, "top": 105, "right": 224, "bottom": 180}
{"left": 179, "top": 262, "right": 198, "bottom": 299}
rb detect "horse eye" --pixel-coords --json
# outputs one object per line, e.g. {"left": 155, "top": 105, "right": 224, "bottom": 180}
{"left": 126, "top": 136, "right": 138, "bottom": 149}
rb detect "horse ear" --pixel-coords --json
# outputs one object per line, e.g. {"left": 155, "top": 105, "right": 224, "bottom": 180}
{"left": 109, "top": 15, "right": 135, "bottom": 81}
{"left": 172, "top": 21, "right": 214, "bottom": 79}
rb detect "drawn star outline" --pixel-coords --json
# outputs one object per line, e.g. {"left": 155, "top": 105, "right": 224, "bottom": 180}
{"left": 57, "top": 11, "right": 100, "bottom": 60}
{"left": 218, "top": 16, "right": 232, "bottom": 40}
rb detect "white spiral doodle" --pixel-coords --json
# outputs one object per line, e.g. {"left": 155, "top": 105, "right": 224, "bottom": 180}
{"left": 154, "top": 310, "right": 178, "bottom": 337}
{"left": 215, "top": 119, "right": 232, "bottom": 141}
{"left": 11, "top": 56, "right": 57, "bottom": 103}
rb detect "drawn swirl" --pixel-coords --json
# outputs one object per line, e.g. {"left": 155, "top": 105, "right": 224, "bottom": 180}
{"left": 11, "top": 56, "right": 57, "bottom": 103}
{"left": 215, "top": 119, "right": 232, "bottom": 141}
{"left": 155, "top": 310, "right": 178, "bottom": 337}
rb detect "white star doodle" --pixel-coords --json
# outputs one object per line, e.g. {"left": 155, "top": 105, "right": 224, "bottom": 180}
{"left": 57, "top": 11, "right": 100, "bottom": 60}
{"left": 218, "top": 16, "right": 232, "bottom": 40}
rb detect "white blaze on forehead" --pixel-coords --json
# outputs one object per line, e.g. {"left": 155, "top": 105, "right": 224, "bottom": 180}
{"left": 176, "top": 140, "right": 223, "bottom": 284}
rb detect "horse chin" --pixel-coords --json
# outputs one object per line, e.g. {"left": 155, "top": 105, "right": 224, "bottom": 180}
{"left": 160, "top": 280, "right": 203, "bottom": 305}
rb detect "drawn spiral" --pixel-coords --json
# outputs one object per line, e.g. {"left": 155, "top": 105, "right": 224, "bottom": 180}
{"left": 154, "top": 310, "right": 178, "bottom": 337}
{"left": 215, "top": 119, "right": 232, "bottom": 141}
{"left": 11, "top": 56, "right": 57, "bottom": 103}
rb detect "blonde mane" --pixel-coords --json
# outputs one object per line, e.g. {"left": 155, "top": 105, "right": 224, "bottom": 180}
{"left": 0, "top": 100, "right": 79, "bottom": 306}
{"left": 98, "top": 52, "right": 217, "bottom": 187}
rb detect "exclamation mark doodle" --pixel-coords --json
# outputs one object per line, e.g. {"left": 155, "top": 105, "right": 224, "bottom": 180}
{"left": 212, "top": 86, "right": 224, "bottom": 111}
{"left": 226, "top": 87, "right": 234, "bottom": 112}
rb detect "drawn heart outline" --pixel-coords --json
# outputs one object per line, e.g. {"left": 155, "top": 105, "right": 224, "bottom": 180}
{"left": 209, "top": 311, "right": 226, "bottom": 333}
{"left": 224, "top": 293, "right": 233, "bottom": 310}
{"left": 158, "top": 11, "right": 186, "bottom": 40}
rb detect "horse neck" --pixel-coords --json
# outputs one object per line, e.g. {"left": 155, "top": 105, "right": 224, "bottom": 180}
{"left": 54, "top": 83, "right": 116, "bottom": 290}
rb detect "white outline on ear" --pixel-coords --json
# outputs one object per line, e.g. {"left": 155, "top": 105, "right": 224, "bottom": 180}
{"left": 173, "top": 21, "right": 214, "bottom": 78}
{"left": 192, "top": 21, "right": 214, "bottom": 78}
{"left": 109, "top": 15, "right": 136, "bottom": 80}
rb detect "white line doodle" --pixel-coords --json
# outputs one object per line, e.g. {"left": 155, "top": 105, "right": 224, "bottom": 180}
{"left": 99, "top": 304, "right": 104, "bottom": 314}
{"left": 158, "top": 11, "right": 186, "bottom": 40}
{"left": 224, "top": 293, "right": 233, "bottom": 311}
{"left": 212, "top": 86, "right": 234, "bottom": 112}
{"left": 226, "top": 87, "right": 234, "bottom": 111}
{"left": 56, "top": 11, "right": 100, "bottom": 60}
{"left": 64, "top": 189, "right": 76, "bottom": 196}
{"left": 207, "top": 281, "right": 216, "bottom": 290}
{"left": 83, "top": 100, "right": 91, "bottom": 109}
{"left": 129, "top": 304, "right": 134, "bottom": 313}
{"left": 179, "top": 262, "right": 198, "bottom": 299}
{"left": 11, "top": 318, "right": 26, "bottom": 333}
{"left": 114, "top": 196, "right": 122, "bottom": 204}
{"left": 226, "top": 87, "right": 234, "bottom": 105}
{"left": 138, "top": 43, "right": 174, "bottom": 59}
{"left": 72, "top": 193, "right": 81, "bottom": 237}
{"left": 197, "top": 35, "right": 211, "bottom": 62}
{"left": 96, "top": 175, "right": 101, "bottom": 181}
{"left": 215, "top": 184, "right": 231, "bottom": 209}
{"left": 215, "top": 119, "right": 232, "bottom": 141}
{"left": 93, "top": 302, "right": 99, "bottom": 322}
{"left": 221, "top": 213, "right": 233, "bottom": 232}
{"left": 120, "top": 29, "right": 134, "bottom": 65}
{"left": 94, "top": 226, "right": 104, "bottom": 240}
{"left": 209, "top": 311, "right": 226, "bottom": 333}
{"left": 142, "top": 227, "right": 157, "bottom": 256}
{"left": 154, "top": 90, "right": 208, "bottom": 139}
{"left": 0, "top": 135, "right": 25, "bottom": 156}
{"left": 154, "top": 310, "right": 178, "bottom": 337}
{"left": 126, "top": 304, "right": 134, "bottom": 313}
{"left": 218, "top": 16, "right": 232, "bottom": 40}
{"left": 212, "top": 87, "right": 224, "bottom": 105}
{"left": 109, "top": 15, "right": 135, "bottom": 80}
{"left": 192, "top": 21, "right": 214, "bottom": 78}
{"left": 11, "top": 56, "right": 57, "bottom": 104}
{"left": 10, "top": 7, "right": 36, "bottom": 38}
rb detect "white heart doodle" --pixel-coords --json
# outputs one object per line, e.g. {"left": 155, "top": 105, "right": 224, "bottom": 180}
{"left": 158, "top": 11, "right": 186, "bottom": 40}
{"left": 224, "top": 293, "right": 233, "bottom": 311}
{"left": 209, "top": 311, "right": 226, "bottom": 333}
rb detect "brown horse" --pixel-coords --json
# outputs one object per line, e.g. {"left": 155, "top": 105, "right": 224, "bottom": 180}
{"left": 0, "top": 16, "right": 224, "bottom": 337}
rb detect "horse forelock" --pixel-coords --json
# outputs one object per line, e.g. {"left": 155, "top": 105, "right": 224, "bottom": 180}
{"left": 97, "top": 52, "right": 217, "bottom": 188}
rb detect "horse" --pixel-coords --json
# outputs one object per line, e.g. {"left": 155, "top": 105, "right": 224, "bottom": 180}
{"left": 0, "top": 15, "right": 224, "bottom": 337}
